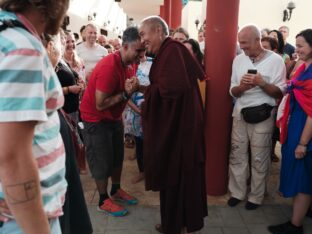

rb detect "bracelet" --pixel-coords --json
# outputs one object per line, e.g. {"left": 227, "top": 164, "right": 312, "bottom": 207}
{"left": 67, "top": 86, "right": 70, "bottom": 94}
{"left": 298, "top": 143, "right": 307, "bottom": 147}
{"left": 121, "top": 91, "right": 130, "bottom": 101}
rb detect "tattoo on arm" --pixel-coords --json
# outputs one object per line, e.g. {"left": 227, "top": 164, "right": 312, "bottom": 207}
{"left": 5, "top": 181, "right": 37, "bottom": 205}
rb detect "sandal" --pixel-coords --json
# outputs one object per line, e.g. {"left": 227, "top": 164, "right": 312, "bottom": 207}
{"left": 155, "top": 224, "right": 163, "bottom": 233}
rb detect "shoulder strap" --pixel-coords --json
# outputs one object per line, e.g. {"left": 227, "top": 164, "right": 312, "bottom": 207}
{"left": 0, "top": 19, "right": 28, "bottom": 32}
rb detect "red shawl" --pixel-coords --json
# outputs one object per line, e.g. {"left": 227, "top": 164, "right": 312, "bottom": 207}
{"left": 277, "top": 63, "right": 312, "bottom": 144}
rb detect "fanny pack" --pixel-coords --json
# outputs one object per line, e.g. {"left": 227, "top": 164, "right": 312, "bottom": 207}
{"left": 241, "top": 103, "right": 273, "bottom": 124}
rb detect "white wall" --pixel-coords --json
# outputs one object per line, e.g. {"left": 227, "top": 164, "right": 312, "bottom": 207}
{"left": 67, "top": 0, "right": 126, "bottom": 39}
{"left": 239, "top": 0, "right": 310, "bottom": 45}
{"left": 181, "top": 1, "right": 203, "bottom": 40}
{"left": 200, "top": 0, "right": 311, "bottom": 45}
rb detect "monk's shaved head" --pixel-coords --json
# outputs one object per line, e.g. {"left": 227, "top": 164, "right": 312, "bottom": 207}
{"left": 140, "top": 16, "right": 169, "bottom": 36}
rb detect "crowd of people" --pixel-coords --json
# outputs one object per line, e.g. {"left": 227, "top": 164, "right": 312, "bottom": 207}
{"left": 0, "top": 0, "right": 311, "bottom": 234}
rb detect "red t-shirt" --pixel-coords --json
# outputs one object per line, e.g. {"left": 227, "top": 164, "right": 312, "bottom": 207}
{"left": 80, "top": 51, "right": 136, "bottom": 122}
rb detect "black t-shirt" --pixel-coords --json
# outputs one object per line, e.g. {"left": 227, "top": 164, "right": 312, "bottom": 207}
{"left": 283, "top": 43, "right": 295, "bottom": 59}
{"left": 56, "top": 61, "right": 79, "bottom": 113}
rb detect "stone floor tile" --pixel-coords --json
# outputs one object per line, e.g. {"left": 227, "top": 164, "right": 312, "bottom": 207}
{"left": 199, "top": 227, "right": 223, "bottom": 234}
{"left": 246, "top": 224, "right": 271, "bottom": 234}
{"left": 238, "top": 206, "right": 268, "bottom": 224}
{"left": 205, "top": 206, "right": 223, "bottom": 227}
{"left": 88, "top": 205, "right": 108, "bottom": 233}
{"left": 104, "top": 230, "right": 152, "bottom": 234}
{"left": 219, "top": 206, "right": 245, "bottom": 227}
{"left": 262, "top": 205, "right": 289, "bottom": 223}
{"left": 222, "top": 227, "right": 250, "bottom": 234}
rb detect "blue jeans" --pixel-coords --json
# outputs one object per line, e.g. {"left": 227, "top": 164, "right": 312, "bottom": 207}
{"left": 0, "top": 218, "right": 61, "bottom": 234}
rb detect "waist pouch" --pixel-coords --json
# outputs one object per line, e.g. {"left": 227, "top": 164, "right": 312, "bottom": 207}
{"left": 241, "top": 103, "right": 273, "bottom": 124}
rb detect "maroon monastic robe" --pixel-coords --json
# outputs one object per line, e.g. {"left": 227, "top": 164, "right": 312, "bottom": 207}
{"left": 142, "top": 37, "right": 207, "bottom": 233}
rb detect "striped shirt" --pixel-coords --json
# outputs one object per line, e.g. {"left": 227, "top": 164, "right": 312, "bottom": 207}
{"left": 0, "top": 10, "right": 67, "bottom": 218}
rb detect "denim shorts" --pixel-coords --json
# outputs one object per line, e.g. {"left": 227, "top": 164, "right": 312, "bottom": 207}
{"left": 0, "top": 218, "right": 61, "bottom": 234}
{"left": 83, "top": 120, "right": 124, "bottom": 180}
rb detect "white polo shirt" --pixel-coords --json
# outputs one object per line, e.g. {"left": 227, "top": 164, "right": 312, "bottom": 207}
{"left": 76, "top": 42, "right": 108, "bottom": 79}
{"left": 230, "top": 51, "right": 287, "bottom": 118}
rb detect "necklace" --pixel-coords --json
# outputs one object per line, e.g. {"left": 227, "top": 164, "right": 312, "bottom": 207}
{"left": 250, "top": 50, "right": 265, "bottom": 63}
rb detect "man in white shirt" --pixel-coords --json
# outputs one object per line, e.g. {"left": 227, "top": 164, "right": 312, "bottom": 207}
{"left": 227, "top": 25, "right": 286, "bottom": 210}
{"left": 76, "top": 23, "right": 108, "bottom": 82}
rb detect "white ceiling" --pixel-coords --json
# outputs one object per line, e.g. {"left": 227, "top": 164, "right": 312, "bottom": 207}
{"left": 117, "top": 0, "right": 164, "bottom": 24}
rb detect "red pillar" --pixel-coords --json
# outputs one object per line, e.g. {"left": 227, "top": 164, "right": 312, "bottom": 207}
{"left": 164, "top": 0, "right": 171, "bottom": 28}
{"left": 160, "top": 5, "right": 165, "bottom": 18}
{"left": 204, "top": 0, "right": 240, "bottom": 195}
{"left": 170, "top": 0, "right": 182, "bottom": 29}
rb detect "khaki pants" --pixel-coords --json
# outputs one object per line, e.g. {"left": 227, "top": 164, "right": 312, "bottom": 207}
{"left": 228, "top": 111, "right": 275, "bottom": 204}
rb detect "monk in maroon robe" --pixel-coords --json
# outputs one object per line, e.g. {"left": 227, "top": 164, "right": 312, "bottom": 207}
{"left": 138, "top": 16, "right": 208, "bottom": 234}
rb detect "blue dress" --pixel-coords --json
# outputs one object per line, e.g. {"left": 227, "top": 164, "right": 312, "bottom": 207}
{"left": 279, "top": 65, "right": 312, "bottom": 197}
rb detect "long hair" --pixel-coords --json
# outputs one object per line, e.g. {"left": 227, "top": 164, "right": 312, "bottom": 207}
{"left": 64, "top": 31, "right": 83, "bottom": 69}
{"left": 183, "top": 39, "right": 203, "bottom": 65}
{"left": 0, "top": 0, "right": 69, "bottom": 21}
{"left": 269, "top": 30, "right": 285, "bottom": 54}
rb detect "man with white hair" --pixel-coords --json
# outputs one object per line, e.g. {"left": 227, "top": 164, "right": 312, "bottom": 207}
{"left": 139, "top": 16, "right": 207, "bottom": 234}
{"left": 227, "top": 25, "right": 287, "bottom": 210}
{"left": 76, "top": 23, "right": 108, "bottom": 82}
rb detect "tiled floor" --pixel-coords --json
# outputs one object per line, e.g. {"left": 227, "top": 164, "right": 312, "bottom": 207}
{"left": 82, "top": 144, "right": 312, "bottom": 233}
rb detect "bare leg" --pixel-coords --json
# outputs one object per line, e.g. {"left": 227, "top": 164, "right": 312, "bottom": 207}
{"left": 131, "top": 172, "right": 144, "bottom": 184}
{"left": 291, "top": 193, "right": 312, "bottom": 226}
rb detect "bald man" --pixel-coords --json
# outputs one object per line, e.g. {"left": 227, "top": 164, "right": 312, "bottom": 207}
{"left": 98, "top": 34, "right": 108, "bottom": 47}
{"left": 76, "top": 24, "right": 108, "bottom": 82}
{"left": 228, "top": 25, "right": 286, "bottom": 210}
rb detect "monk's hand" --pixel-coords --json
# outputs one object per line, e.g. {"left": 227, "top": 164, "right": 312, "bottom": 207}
{"left": 295, "top": 144, "right": 307, "bottom": 159}
{"left": 0, "top": 199, "right": 12, "bottom": 222}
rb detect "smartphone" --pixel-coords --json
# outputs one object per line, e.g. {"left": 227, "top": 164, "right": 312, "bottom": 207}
{"left": 247, "top": 69, "right": 257, "bottom": 74}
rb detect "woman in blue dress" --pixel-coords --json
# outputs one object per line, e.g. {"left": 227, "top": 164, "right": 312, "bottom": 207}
{"left": 268, "top": 29, "right": 312, "bottom": 234}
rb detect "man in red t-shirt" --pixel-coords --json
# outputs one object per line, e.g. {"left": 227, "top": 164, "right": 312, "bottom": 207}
{"left": 80, "top": 27, "right": 144, "bottom": 217}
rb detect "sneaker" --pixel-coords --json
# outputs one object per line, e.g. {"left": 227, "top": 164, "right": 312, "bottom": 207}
{"left": 268, "top": 221, "right": 303, "bottom": 234}
{"left": 111, "top": 189, "right": 138, "bottom": 205}
{"left": 97, "top": 198, "right": 128, "bottom": 217}
{"left": 227, "top": 197, "right": 242, "bottom": 207}
{"left": 245, "top": 201, "right": 260, "bottom": 210}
